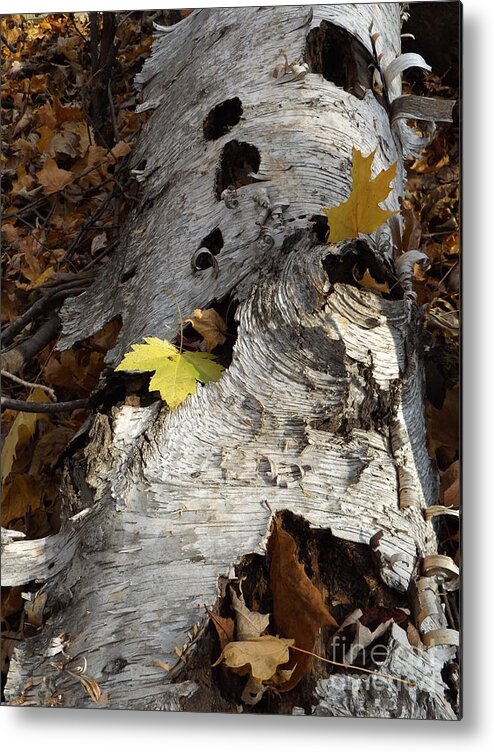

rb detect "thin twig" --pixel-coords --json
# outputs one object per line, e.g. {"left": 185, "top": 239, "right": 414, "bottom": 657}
{"left": 116, "top": 10, "right": 137, "bottom": 31}
{"left": 1, "top": 396, "right": 91, "bottom": 414}
{"left": 68, "top": 13, "right": 90, "bottom": 45}
{"left": 108, "top": 79, "right": 120, "bottom": 149}
{"left": 3, "top": 195, "right": 48, "bottom": 220}
{"left": 1, "top": 316, "right": 61, "bottom": 375}
{"left": 1, "top": 32, "right": 16, "bottom": 53}
{"left": 2, "top": 283, "right": 91, "bottom": 347}
{"left": 65, "top": 190, "right": 116, "bottom": 259}
{"left": 437, "top": 261, "right": 459, "bottom": 287}
{"left": 289, "top": 645, "right": 416, "bottom": 687}
{"left": 1, "top": 370, "right": 57, "bottom": 401}
{"left": 79, "top": 241, "right": 118, "bottom": 272}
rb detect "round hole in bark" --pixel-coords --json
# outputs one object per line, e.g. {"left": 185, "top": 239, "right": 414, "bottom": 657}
{"left": 310, "top": 214, "right": 328, "bottom": 242}
{"left": 200, "top": 227, "right": 224, "bottom": 256}
{"left": 192, "top": 228, "right": 224, "bottom": 271}
{"left": 203, "top": 97, "right": 243, "bottom": 140}
{"left": 215, "top": 140, "right": 261, "bottom": 200}
{"left": 121, "top": 265, "right": 136, "bottom": 283}
{"left": 305, "top": 21, "right": 374, "bottom": 98}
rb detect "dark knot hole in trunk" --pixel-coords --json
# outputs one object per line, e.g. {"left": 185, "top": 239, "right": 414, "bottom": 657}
{"left": 203, "top": 97, "right": 243, "bottom": 140}
{"left": 214, "top": 140, "right": 261, "bottom": 200}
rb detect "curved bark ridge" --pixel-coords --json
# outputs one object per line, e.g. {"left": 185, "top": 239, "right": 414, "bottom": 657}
{"left": 58, "top": 4, "right": 403, "bottom": 363}
{"left": 4, "top": 238, "right": 439, "bottom": 709}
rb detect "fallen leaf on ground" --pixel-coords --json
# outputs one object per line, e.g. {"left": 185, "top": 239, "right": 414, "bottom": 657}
{"left": 108, "top": 140, "right": 134, "bottom": 161}
{"left": 37, "top": 157, "right": 75, "bottom": 195}
{"left": 267, "top": 514, "right": 338, "bottom": 691}
{"left": 400, "top": 199, "right": 422, "bottom": 252}
{"left": 427, "top": 384, "right": 459, "bottom": 467}
{"left": 212, "top": 635, "right": 294, "bottom": 683}
{"left": 440, "top": 460, "right": 460, "bottom": 508}
{"left": 185, "top": 308, "right": 227, "bottom": 352}
{"left": 25, "top": 266, "right": 55, "bottom": 290}
{"left": 322, "top": 147, "right": 397, "bottom": 243}
{"left": 115, "top": 336, "right": 224, "bottom": 409}
{"left": 1, "top": 474, "right": 44, "bottom": 527}
{"left": 1, "top": 388, "right": 48, "bottom": 483}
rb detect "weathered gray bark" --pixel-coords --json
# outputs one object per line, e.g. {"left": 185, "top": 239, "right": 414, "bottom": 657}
{"left": 2, "top": 5, "right": 458, "bottom": 717}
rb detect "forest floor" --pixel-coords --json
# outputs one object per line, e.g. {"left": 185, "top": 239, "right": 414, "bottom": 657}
{"left": 1, "top": 10, "right": 459, "bottom": 701}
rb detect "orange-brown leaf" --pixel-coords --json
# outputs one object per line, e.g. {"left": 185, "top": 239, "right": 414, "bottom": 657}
{"left": 427, "top": 384, "right": 459, "bottom": 467}
{"left": 1, "top": 475, "right": 44, "bottom": 527}
{"left": 209, "top": 611, "right": 235, "bottom": 649}
{"left": 353, "top": 267, "right": 391, "bottom": 294}
{"left": 186, "top": 308, "right": 227, "bottom": 352}
{"left": 440, "top": 460, "right": 460, "bottom": 508}
{"left": 37, "top": 157, "right": 75, "bottom": 195}
{"left": 267, "top": 515, "right": 338, "bottom": 691}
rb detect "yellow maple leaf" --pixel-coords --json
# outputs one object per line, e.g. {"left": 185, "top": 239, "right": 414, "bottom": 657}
{"left": 115, "top": 336, "right": 224, "bottom": 409}
{"left": 322, "top": 147, "right": 398, "bottom": 243}
{"left": 1, "top": 388, "right": 47, "bottom": 483}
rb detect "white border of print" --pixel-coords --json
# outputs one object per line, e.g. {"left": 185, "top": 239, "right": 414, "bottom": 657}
{"left": 2, "top": 1, "right": 492, "bottom": 751}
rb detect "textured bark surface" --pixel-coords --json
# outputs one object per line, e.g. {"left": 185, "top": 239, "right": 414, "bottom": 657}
{"left": 2, "top": 5, "right": 458, "bottom": 717}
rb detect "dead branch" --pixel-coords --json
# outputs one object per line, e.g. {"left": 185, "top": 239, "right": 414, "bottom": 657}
{"left": 1, "top": 396, "right": 91, "bottom": 413}
{"left": 1, "top": 316, "right": 61, "bottom": 375}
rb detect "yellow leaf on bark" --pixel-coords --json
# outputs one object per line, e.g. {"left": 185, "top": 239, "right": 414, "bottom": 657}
{"left": 322, "top": 147, "right": 398, "bottom": 242}
{"left": 115, "top": 336, "right": 224, "bottom": 409}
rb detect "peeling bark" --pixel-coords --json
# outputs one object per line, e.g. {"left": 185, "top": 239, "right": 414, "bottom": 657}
{"left": 2, "top": 5, "right": 458, "bottom": 717}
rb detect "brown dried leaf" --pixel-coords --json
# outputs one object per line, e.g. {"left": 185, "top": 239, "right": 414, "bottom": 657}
{"left": 25, "top": 592, "right": 48, "bottom": 628}
{"left": 1, "top": 586, "right": 24, "bottom": 621}
{"left": 267, "top": 515, "right": 338, "bottom": 691}
{"left": 230, "top": 585, "right": 270, "bottom": 640}
{"left": 11, "top": 165, "right": 36, "bottom": 197}
{"left": 440, "top": 460, "right": 460, "bottom": 509}
{"left": 212, "top": 635, "right": 294, "bottom": 683}
{"left": 1, "top": 475, "right": 44, "bottom": 527}
{"left": 46, "top": 127, "right": 80, "bottom": 158}
{"left": 186, "top": 308, "right": 227, "bottom": 352}
{"left": 37, "top": 157, "right": 75, "bottom": 195}
{"left": 427, "top": 384, "right": 459, "bottom": 467}
{"left": 353, "top": 267, "right": 391, "bottom": 294}
{"left": 108, "top": 140, "right": 134, "bottom": 161}
{"left": 209, "top": 611, "right": 235, "bottom": 649}
{"left": 400, "top": 199, "right": 422, "bottom": 251}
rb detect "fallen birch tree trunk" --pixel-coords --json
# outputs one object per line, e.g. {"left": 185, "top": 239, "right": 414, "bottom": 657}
{"left": 3, "top": 4, "right": 459, "bottom": 717}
